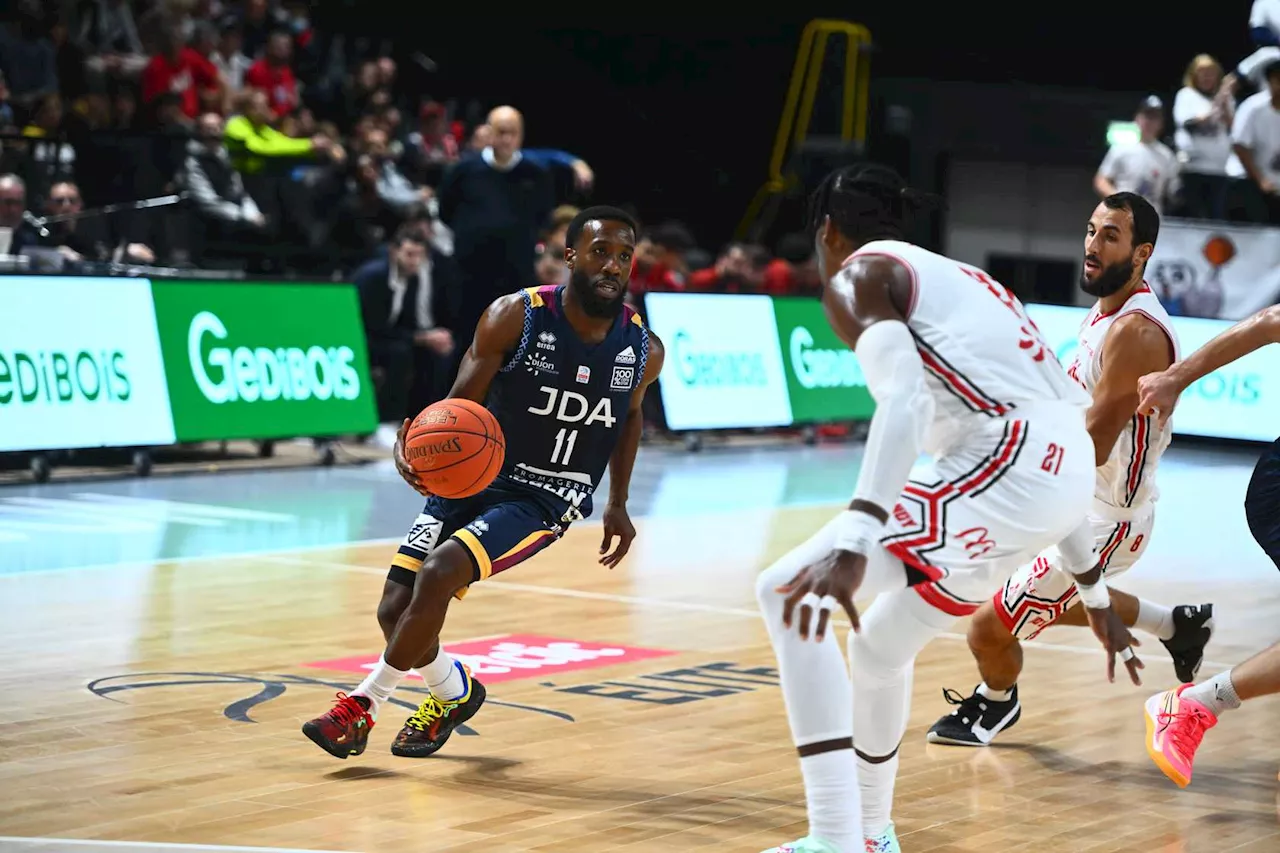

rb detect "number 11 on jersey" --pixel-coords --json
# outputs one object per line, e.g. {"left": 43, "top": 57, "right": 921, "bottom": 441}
{"left": 551, "top": 428, "right": 578, "bottom": 465}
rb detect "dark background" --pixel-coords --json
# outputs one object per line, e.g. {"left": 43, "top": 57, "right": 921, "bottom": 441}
{"left": 320, "top": 8, "right": 1255, "bottom": 246}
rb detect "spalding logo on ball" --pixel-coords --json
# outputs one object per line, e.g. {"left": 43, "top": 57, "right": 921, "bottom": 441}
{"left": 405, "top": 399, "right": 506, "bottom": 499}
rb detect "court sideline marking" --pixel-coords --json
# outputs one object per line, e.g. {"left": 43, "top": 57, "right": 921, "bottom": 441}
{"left": 0, "top": 838, "right": 358, "bottom": 853}
{"left": 263, "top": 555, "right": 1241, "bottom": 671}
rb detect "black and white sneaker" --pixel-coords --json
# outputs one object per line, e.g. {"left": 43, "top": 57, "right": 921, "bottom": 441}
{"left": 926, "top": 684, "right": 1021, "bottom": 747}
{"left": 1161, "top": 603, "right": 1214, "bottom": 683}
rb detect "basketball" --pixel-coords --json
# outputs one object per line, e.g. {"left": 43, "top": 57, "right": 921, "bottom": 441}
{"left": 404, "top": 398, "right": 506, "bottom": 499}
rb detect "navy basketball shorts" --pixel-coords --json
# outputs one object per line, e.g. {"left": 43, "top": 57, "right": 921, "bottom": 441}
{"left": 1245, "top": 436, "right": 1280, "bottom": 571}
{"left": 387, "top": 485, "right": 567, "bottom": 599}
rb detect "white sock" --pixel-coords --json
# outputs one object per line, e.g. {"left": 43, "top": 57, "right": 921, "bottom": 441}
{"left": 858, "top": 753, "right": 899, "bottom": 838}
{"left": 977, "top": 682, "right": 1013, "bottom": 702}
{"left": 419, "top": 650, "right": 467, "bottom": 700}
{"left": 1183, "top": 669, "right": 1241, "bottom": 716}
{"left": 353, "top": 653, "right": 409, "bottom": 718}
{"left": 1134, "top": 599, "right": 1176, "bottom": 641}
{"left": 800, "top": 750, "right": 862, "bottom": 852}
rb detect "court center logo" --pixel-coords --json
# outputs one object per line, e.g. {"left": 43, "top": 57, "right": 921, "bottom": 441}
{"left": 187, "top": 310, "right": 363, "bottom": 405}
{"left": 88, "top": 671, "right": 574, "bottom": 733}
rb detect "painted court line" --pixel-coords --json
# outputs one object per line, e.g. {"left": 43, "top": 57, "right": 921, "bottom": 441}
{"left": 276, "top": 555, "right": 1240, "bottom": 671}
{"left": 0, "top": 838, "right": 359, "bottom": 853}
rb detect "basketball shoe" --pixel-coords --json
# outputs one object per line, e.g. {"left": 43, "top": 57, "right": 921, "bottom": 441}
{"left": 391, "top": 664, "right": 486, "bottom": 757}
{"left": 1144, "top": 683, "right": 1218, "bottom": 788}
{"left": 758, "top": 838, "right": 840, "bottom": 853}
{"left": 865, "top": 824, "right": 901, "bottom": 853}
{"left": 926, "top": 684, "right": 1020, "bottom": 746}
{"left": 301, "top": 692, "right": 374, "bottom": 759}
{"left": 1160, "top": 604, "right": 1214, "bottom": 683}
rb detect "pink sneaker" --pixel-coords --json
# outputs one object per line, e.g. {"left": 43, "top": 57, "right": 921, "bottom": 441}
{"left": 1144, "top": 684, "right": 1218, "bottom": 788}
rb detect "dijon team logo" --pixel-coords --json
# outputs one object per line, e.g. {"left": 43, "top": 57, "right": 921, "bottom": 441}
{"left": 187, "top": 310, "right": 362, "bottom": 404}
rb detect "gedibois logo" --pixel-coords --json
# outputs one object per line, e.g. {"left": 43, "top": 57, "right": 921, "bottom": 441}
{"left": 187, "top": 310, "right": 361, "bottom": 404}
{"left": 0, "top": 349, "right": 130, "bottom": 406}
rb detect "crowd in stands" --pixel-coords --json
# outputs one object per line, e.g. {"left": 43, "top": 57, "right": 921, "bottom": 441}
{"left": 0, "top": 1, "right": 827, "bottom": 439}
{"left": 1094, "top": 1, "right": 1280, "bottom": 224}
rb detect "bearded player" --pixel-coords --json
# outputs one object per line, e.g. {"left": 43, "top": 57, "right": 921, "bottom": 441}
{"left": 754, "top": 165, "right": 1140, "bottom": 853}
{"left": 1136, "top": 304, "right": 1280, "bottom": 788}
{"left": 926, "top": 192, "right": 1215, "bottom": 748}
{"left": 301, "top": 206, "right": 665, "bottom": 759}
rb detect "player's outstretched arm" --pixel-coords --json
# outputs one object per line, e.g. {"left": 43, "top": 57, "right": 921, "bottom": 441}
{"left": 1138, "top": 304, "right": 1280, "bottom": 426}
{"left": 778, "top": 256, "right": 930, "bottom": 639}
{"left": 599, "top": 333, "right": 665, "bottom": 569}
{"left": 1086, "top": 314, "right": 1175, "bottom": 466}
{"left": 392, "top": 294, "right": 526, "bottom": 496}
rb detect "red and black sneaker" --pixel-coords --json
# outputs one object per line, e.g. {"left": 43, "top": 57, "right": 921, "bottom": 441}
{"left": 391, "top": 667, "right": 486, "bottom": 757}
{"left": 302, "top": 692, "right": 374, "bottom": 759}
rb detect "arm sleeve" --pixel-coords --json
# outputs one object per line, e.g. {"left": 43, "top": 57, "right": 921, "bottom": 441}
{"left": 849, "top": 319, "right": 934, "bottom": 513}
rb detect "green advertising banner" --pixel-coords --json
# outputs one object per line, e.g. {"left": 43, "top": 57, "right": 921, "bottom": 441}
{"left": 151, "top": 280, "right": 378, "bottom": 442}
{"left": 771, "top": 296, "right": 875, "bottom": 423}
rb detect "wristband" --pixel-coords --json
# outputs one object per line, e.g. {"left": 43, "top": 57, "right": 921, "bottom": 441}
{"left": 1075, "top": 579, "right": 1111, "bottom": 609}
{"left": 832, "top": 510, "right": 883, "bottom": 555}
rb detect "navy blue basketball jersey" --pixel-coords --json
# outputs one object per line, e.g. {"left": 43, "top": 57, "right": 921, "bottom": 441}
{"left": 485, "top": 285, "right": 650, "bottom": 524}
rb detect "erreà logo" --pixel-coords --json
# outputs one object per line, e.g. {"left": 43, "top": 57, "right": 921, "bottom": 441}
{"left": 187, "top": 310, "right": 361, "bottom": 404}
{"left": 788, "top": 326, "right": 865, "bottom": 390}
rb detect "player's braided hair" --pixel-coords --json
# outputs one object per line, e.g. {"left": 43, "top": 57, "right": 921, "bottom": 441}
{"left": 806, "top": 163, "right": 944, "bottom": 243}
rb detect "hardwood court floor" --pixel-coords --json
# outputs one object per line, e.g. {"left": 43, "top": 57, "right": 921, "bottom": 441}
{"left": 1, "top": 462, "right": 1278, "bottom": 852}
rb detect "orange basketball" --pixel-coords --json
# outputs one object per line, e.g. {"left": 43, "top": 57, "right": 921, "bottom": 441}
{"left": 404, "top": 398, "right": 506, "bottom": 499}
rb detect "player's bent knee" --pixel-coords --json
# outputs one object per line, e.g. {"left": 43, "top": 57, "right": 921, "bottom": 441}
{"left": 377, "top": 580, "right": 412, "bottom": 636}
{"left": 967, "top": 601, "right": 1016, "bottom": 652}
{"left": 754, "top": 563, "right": 788, "bottom": 614}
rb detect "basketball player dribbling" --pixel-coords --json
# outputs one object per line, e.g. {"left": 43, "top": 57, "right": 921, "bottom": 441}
{"left": 301, "top": 206, "right": 665, "bottom": 759}
{"left": 1135, "top": 304, "right": 1280, "bottom": 788}
{"left": 754, "top": 165, "right": 1140, "bottom": 853}
{"left": 927, "top": 193, "right": 1215, "bottom": 748}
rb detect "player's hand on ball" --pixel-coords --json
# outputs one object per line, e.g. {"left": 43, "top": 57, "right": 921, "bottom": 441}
{"left": 598, "top": 503, "right": 635, "bottom": 569}
{"left": 1084, "top": 604, "right": 1144, "bottom": 685}
{"left": 393, "top": 418, "right": 432, "bottom": 497}
{"left": 778, "top": 550, "right": 866, "bottom": 641}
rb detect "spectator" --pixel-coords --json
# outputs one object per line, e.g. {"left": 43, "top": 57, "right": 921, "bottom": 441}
{"left": 141, "top": 26, "right": 221, "bottom": 120}
{"left": 405, "top": 101, "right": 458, "bottom": 186}
{"left": 1228, "top": 59, "right": 1280, "bottom": 223}
{"left": 1094, "top": 95, "right": 1179, "bottom": 215}
{"left": 243, "top": 30, "right": 299, "bottom": 119}
{"left": 0, "top": 72, "right": 13, "bottom": 128}
{"left": 223, "top": 88, "right": 335, "bottom": 175}
{"left": 20, "top": 93, "right": 78, "bottom": 206}
{"left": 763, "top": 232, "right": 822, "bottom": 296}
{"left": 689, "top": 242, "right": 769, "bottom": 292}
{"left": 34, "top": 179, "right": 154, "bottom": 264}
{"left": 210, "top": 20, "right": 252, "bottom": 95}
{"left": 77, "top": 0, "right": 150, "bottom": 86}
{"left": 0, "top": 1, "right": 59, "bottom": 115}
{"left": 181, "top": 111, "right": 268, "bottom": 257}
{"left": 332, "top": 153, "right": 403, "bottom": 256}
{"left": 437, "top": 104, "right": 553, "bottom": 352}
{"left": 630, "top": 220, "right": 694, "bottom": 303}
{"left": 357, "top": 227, "right": 462, "bottom": 447}
{"left": 364, "top": 125, "right": 431, "bottom": 217}
{"left": 1174, "top": 55, "right": 1235, "bottom": 220}
{"left": 0, "top": 173, "right": 37, "bottom": 255}
{"left": 227, "top": 0, "right": 287, "bottom": 61}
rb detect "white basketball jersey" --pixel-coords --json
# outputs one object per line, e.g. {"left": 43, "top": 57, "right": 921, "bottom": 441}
{"left": 1065, "top": 284, "right": 1180, "bottom": 509}
{"left": 844, "top": 240, "right": 1090, "bottom": 456}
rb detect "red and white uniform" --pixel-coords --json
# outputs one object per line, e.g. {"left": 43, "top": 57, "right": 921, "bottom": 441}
{"left": 827, "top": 240, "right": 1097, "bottom": 616}
{"left": 997, "top": 284, "right": 1180, "bottom": 640}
